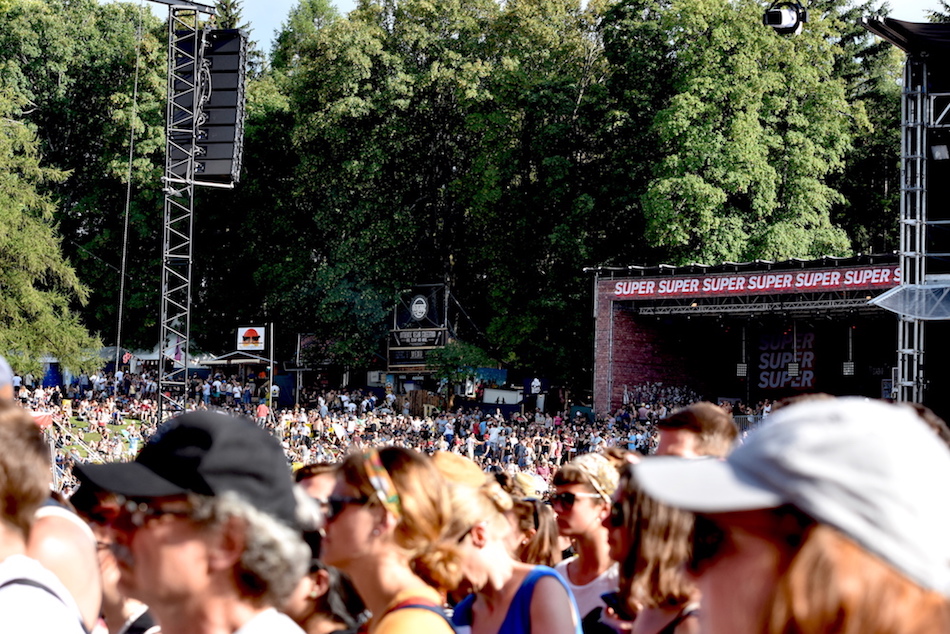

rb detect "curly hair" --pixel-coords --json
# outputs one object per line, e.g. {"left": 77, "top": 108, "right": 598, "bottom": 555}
{"left": 191, "top": 491, "right": 310, "bottom": 607}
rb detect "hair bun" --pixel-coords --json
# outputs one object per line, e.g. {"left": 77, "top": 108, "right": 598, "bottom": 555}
{"left": 411, "top": 541, "right": 463, "bottom": 592}
{"left": 481, "top": 480, "right": 514, "bottom": 512}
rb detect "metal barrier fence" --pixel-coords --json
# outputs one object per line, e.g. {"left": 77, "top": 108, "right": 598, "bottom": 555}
{"left": 734, "top": 414, "right": 764, "bottom": 434}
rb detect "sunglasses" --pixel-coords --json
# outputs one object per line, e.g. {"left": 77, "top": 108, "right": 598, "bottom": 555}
{"left": 325, "top": 495, "right": 369, "bottom": 521}
{"left": 114, "top": 497, "right": 195, "bottom": 529}
{"left": 689, "top": 515, "right": 726, "bottom": 573}
{"left": 608, "top": 500, "right": 625, "bottom": 528}
{"left": 549, "top": 491, "right": 602, "bottom": 509}
{"left": 689, "top": 507, "right": 813, "bottom": 574}
{"left": 522, "top": 497, "right": 545, "bottom": 530}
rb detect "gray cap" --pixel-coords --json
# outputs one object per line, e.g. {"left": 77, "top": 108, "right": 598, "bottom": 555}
{"left": 635, "top": 397, "right": 950, "bottom": 596}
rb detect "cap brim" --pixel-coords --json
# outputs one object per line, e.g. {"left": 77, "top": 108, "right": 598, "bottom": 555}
{"left": 635, "top": 456, "right": 784, "bottom": 513}
{"left": 73, "top": 462, "right": 190, "bottom": 499}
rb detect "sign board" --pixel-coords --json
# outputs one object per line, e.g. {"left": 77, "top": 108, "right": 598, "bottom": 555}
{"left": 237, "top": 326, "right": 265, "bottom": 351}
{"left": 610, "top": 265, "right": 900, "bottom": 300}
{"left": 390, "top": 329, "right": 446, "bottom": 348}
{"left": 394, "top": 286, "right": 444, "bottom": 328}
{"left": 388, "top": 347, "right": 436, "bottom": 367}
{"left": 390, "top": 286, "right": 448, "bottom": 372}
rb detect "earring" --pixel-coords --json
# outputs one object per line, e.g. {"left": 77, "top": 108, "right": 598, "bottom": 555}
{"left": 372, "top": 528, "right": 380, "bottom": 536}
{"left": 308, "top": 588, "right": 319, "bottom": 599}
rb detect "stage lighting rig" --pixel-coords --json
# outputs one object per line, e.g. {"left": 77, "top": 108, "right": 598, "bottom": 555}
{"left": 763, "top": 1, "right": 808, "bottom": 35}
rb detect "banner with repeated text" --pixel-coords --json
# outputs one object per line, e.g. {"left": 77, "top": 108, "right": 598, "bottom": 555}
{"left": 610, "top": 265, "right": 900, "bottom": 300}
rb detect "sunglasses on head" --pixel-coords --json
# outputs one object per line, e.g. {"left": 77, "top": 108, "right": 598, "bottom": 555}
{"left": 549, "top": 491, "right": 602, "bottom": 509}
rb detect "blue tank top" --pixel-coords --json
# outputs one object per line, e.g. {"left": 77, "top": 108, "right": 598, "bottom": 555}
{"left": 452, "top": 565, "right": 583, "bottom": 634}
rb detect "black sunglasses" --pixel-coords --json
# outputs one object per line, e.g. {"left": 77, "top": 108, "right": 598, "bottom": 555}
{"left": 689, "top": 515, "right": 727, "bottom": 573}
{"left": 548, "top": 491, "right": 602, "bottom": 509}
{"left": 325, "top": 495, "right": 369, "bottom": 521}
{"left": 608, "top": 500, "right": 625, "bottom": 528}
{"left": 522, "top": 497, "right": 544, "bottom": 530}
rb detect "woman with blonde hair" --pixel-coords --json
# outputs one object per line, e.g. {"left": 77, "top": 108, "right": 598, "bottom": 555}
{"left": 636, "top": 397, "right": 950, "bottom": 634}
{"left": 435, "top": 452, "right": 582, "bottom": 634}
{"left": 320, "top": 447, "right": 461, "bottom": 634}
{"left": 492, "top": 470, "right": 561, "bottom": 567}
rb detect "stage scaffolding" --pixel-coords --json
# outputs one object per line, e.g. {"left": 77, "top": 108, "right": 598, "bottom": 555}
{"left": 863, "top": 18, "right": 950, "bottom": 405}
{"left": 158, "top": 6, "right": 206, "bottom": 418}
{"left": 153, "top": 1, "right": 246, "bottom": 419}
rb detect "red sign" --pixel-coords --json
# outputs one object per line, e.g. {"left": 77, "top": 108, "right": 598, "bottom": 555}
{"left": 610, "top": 265, "right": 900, "bottom": 300}
{"left": 30, "top": 411, "right": 53, "bottom": 429}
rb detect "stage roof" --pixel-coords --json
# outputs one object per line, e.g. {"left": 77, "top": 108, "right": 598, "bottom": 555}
{"left": 590, "top": 254, "right": 900, "bottom": 317}
{"left": 586, "top": 253, "right": 897, "bottom": 278}
{"left": 863, "top": 18, "right": 950, "bottom": 57}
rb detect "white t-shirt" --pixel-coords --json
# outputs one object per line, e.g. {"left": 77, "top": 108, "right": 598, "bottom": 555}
{"left": 554, "top": 556, "right": 619, "bottom": 620}
{"left": 0, "top": 554, "right": 85, "bottom": 634}
{"left": 234, "top": 608, "right": 305, "bottom": 634}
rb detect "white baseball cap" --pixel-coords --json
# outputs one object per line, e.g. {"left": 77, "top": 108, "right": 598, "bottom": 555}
{"left": 635, "top": 397, "right": 950, "bottom": 595}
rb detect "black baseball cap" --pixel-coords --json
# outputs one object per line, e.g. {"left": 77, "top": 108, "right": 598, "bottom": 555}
{"left": 74, "top": 410, "right": 298, "bottom": 527}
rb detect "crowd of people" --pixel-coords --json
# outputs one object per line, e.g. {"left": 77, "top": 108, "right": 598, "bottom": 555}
{"left": 16, "top": 368, "right": 778, "bottom": 494}
{"left": 3, "top": 355, "right": 948, "bottom": 633}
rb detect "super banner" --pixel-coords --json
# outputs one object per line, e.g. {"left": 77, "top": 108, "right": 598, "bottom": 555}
{"left": 612, "top": 265, "right": 900, "bottom": 300}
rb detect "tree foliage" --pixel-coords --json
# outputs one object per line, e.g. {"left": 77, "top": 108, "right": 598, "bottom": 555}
{"left": 0, "top": 0, "right": 906, "bottom": 390}
{"left": 0, "top": 82, "right": 102, "bottom": 374}
{"left": 624, "top": 0, "right": 858, "bottom": 263}
{"left": 214, "top": 0, "right": 250, "bottom": 31}
{"left": 427, "top": 340, "right": 494, "bottom": 406}
{"left": 0, "top": 0, "right": 167, "bottom": 353}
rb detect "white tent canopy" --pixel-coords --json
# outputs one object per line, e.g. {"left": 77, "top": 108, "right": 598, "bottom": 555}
{"left": 869, "top": 284, "right": 950, "bottom": 320}
{"left": 201, "top": 351, "right": 271, "bottom": 366}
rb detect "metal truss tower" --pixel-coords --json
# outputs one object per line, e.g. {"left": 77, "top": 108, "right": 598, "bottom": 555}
{"left": 158, "top": 8, "right": 205, "bottom": 418}
{"left": 155, "top": 2, "right": 247, "bottom": 419}
{"left": 862, "top": 18, "right": 950, "bottom": 406}
{"left": 897, "top": 58, "right": 927, "bottom": 404}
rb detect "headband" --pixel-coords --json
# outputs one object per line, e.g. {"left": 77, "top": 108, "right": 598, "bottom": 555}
{"left": 362, "top": 448, "right": 402, "bottom": 520}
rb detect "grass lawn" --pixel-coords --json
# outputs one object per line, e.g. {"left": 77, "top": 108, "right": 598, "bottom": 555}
{"left": 62, "top": 420, "right": 144, "bottom": 459}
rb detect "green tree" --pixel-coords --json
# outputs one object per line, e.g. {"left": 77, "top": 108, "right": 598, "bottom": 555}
{"left": 427, "top": 340, "right": 493, "bottom": 408}
{"left": 824, "top": 0, "right": 901, "bottom": 253}
{"left": 271, "top": 0, "right": 340, "bottom": 72}
{"left": 616, "top": 0, "right": 860, "bottom": 264}
{"left": 212, "top": 0, "right": 906, "bottom": 393}
{"left": 0, "top": 83, "right": 102, "bottom": 374}
{"left": 214, "top": 0, "right": 250, "bottom": 31}
{"left": 0, "top": 0, "right": 167, "bottom": 350}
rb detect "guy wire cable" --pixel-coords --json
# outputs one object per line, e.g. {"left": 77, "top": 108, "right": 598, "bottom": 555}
{"left": 116, "top": 1, "right": 147, "bottom": 371}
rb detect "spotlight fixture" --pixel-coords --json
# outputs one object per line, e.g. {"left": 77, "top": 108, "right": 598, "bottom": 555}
{"left": 764, "top": 1, "right": 808, "bottom": 35}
